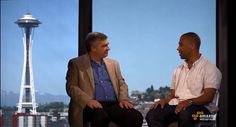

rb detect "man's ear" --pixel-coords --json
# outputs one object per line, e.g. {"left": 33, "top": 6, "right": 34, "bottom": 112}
{"left": 90, "top": 45, "right": 96, "bottom": 52}
{"left": 190, "top": 42, "right": 196, "bottom": 50}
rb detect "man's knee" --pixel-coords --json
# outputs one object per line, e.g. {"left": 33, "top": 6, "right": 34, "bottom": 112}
{"left": 145, "top": 108, "right": 163, "bottom": 122}
{"left": 134, "top": 111, "right": 143, "bottom": 124}
{"left": 122, "top": 110, "right": 143, "bottom": 127}
{"left": 146, "top": 109, "right": 155, "bottom": 121}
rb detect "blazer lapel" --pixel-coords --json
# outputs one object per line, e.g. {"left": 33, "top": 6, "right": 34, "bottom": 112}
{"left": 84, "top": 54, "right": 95, "bottom": 90}
{"left": 104, "top": 59, "right": 118, "bottom": 97}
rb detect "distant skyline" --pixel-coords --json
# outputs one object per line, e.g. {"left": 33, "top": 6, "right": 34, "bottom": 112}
{"left": 1, "top": 0, "right": 216, "bottom": 98}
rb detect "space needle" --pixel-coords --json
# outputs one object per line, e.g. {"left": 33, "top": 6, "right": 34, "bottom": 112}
{"left": 15, "top": 13, "right": 41, "bottom": 114}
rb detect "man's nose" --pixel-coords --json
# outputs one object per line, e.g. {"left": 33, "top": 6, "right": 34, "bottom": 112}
{"left": 177, "top": 46, "right": 180, "bottom": 51}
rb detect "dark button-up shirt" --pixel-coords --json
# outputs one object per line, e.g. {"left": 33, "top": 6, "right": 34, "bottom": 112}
{"left": 91, "top": 60, "right": 117, "bottom": 101}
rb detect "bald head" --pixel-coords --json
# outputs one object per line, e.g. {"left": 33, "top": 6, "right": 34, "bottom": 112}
{"left": 181, "top": 32, "right": 201, "bottom": 50}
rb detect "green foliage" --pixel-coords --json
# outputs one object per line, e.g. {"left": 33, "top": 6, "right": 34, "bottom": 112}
{"left": 131, "top": 85, "right": 170, "bottom": 102}
{"left": 1, "top": 106, "right": 17, "bottom": 126}
{"left": 37, "top": 102, "right": 66, "bottom": 112}
{"left": 1, "top": 102, "right": 67, "bottom": 126}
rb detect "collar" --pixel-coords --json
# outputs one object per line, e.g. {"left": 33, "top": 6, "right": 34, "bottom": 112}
{"left": 183, "top": 55, "right": 204, "bottom": 68}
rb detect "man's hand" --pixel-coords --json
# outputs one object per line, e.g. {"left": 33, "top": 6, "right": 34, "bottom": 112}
{"left": 86, "top": 100, "right": 103, "bottom": 109}
{"left": 175, "top": 100, "right": 192, "bottom": 114}
{"left": 119, "top": 100, "right": 134, "bottom": 109}
{"left": 149, "top": 99, "right": 166, "bottom": 109}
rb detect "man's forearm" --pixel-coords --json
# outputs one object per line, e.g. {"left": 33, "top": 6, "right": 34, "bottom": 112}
{"left": 188, "top": 88, "right": 216, "bottom": 105}
{"left": 163, "top": 89, "right": 175, "bottom": 103}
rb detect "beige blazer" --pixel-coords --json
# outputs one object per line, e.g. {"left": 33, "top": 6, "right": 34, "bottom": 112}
{"left": 66, "top": 54, "right": 128, "bottom": 127}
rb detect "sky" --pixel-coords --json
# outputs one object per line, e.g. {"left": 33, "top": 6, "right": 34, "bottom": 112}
{"left": 1, "top": 0, "right": 216, "bottom": 98}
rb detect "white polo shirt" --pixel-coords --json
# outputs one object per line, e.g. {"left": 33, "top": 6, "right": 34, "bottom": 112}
{"left": 169, "top": 55, "right": 222, "bottom": 113}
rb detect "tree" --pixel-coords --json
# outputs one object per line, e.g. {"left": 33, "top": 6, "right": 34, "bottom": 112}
{"left": 146, "top": 85, "right": 154, "bottom": 94}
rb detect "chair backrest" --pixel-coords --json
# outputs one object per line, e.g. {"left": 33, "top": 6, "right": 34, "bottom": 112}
{"left": 212, "top": 90, "right": 220, "bottom": 115}
{"left": 196, "top": 91, "right": 220, "bottom": 127}
{"left": 215, "top": 91, "right": 220, "bottom": 107}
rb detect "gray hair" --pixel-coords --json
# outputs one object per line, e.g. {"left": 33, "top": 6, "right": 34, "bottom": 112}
{"left": 85, "top": 32, "right": 107, "bottom": 52}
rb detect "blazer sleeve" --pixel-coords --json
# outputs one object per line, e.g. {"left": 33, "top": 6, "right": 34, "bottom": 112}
{"left": 115, "top": 61, "right": 129, "bottom": 101}
{"left": 65, "top": 59, "right": 92, "bottom": 108}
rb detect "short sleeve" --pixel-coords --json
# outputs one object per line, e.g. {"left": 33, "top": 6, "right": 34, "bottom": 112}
{"left": 203, "top": 63, "right": 222, "bottom": 89}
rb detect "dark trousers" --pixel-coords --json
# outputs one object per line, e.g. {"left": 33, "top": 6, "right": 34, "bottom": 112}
{"left": 145, "top": 104, "right": 211, "bottom": 127}
{"left": 83, "top": 101, "right": 143, "bottom": 127}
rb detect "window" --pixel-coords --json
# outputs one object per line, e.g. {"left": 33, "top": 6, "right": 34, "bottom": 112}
{"left": 93, "top": 0, "right": 216, "bottom": 93}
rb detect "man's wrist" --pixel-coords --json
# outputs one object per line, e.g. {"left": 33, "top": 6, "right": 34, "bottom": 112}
{"left": 164, "top": 96, "right": 173, "bottom": 103}
{"left": 119, "top": 99, "right": 128, "bottom": 102}
{"left": 187, "top": 99, "right": 194, "bottom": 105}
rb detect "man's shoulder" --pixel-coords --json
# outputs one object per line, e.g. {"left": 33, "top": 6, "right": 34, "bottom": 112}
{"left": 197, "top": 57, "right": 222, "bottom": 76}
{"left": 104, "top": 57, "right": 119, "bottom": 64}
{"left": 200, "top": 57, "right": 219, "bottom": 69}
{"left": 173, "top": 64, "right": 184, "bottom": 73}
{"left": 69, "top": 54, "right": 89, "bottom": 63}
{"left": 175, "top": 64, "right": 184, "bottom": 70}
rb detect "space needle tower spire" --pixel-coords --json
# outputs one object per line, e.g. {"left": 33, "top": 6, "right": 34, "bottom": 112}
{"left": 15, "top": 13, "right": 41, "bottom": 114}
